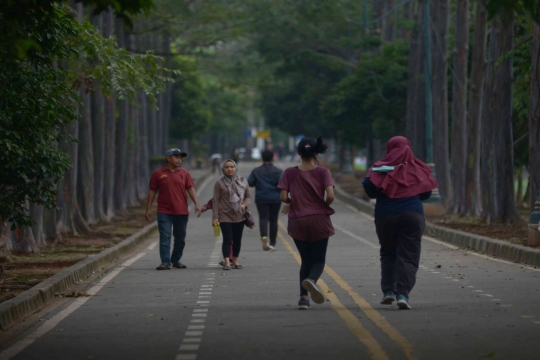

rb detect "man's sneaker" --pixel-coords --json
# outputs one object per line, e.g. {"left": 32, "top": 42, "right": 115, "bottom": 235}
{"left": 380, "top": 291, "right": 396, "bottom": 305}
{"left": 269, "top": 245, "right": 276, "bottom": 252}
{"left": 261, "top": 236, "right": 270, "bottom": 251}
{"left": 298, "top": 298, "right": 311, "bottom": 310}
{"left": 301, "top": 279, "right": 325, "bottom": 304}
{"left": 156, "top": 264, "right": 170, "bottom": 270}
{"left": 396, "top": 295, "right": 411, "bottom": 309}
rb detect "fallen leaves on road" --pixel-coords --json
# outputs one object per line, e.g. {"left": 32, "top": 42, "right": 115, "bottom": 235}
{"left": 147, "top": 314, "right": 154, "bottom": 317}
{"left": 55, "top": 292, "right": 91, "bottom": 298}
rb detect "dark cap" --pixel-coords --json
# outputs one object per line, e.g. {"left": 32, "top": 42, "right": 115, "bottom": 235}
{"left": 165, "top": 148, "right": 187, "bottom": 158}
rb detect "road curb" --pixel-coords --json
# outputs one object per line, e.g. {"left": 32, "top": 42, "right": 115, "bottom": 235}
{"left": 334, "top": 183, "right": 540, "bottom": 267}
{"left": 0, "top": 169, "right": 212, "bottom": 330}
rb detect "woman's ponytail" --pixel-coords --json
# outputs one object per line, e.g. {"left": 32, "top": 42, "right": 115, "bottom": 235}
{"left": 297, "top": 136, "right": 328, "bottom": 159}
{"left": 313, "top": 137, "right": 328, "bottom": 154}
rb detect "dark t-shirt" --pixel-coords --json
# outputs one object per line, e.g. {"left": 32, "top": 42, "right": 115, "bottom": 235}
{"left": 362, "top": 177, "right": 431, "bottom": 218}
{"left": 277, "top": 167, "right": 335, "bottom": 219}
{"left": 149, "top": 166, "right": 194, "bottom": 215}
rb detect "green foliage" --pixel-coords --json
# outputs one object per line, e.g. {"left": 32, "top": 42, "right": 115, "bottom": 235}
{"left": 0, "top": 3, "right": 175, "bottom": 228}
{"left": 170, "top": 56, "right": 212, "bottom": 141}
{"left": 323, "top": 41, "right": 410, "bottom": 147}
{"left": 0, "top": 0, "right": 155, "bottom": 60}
{"left": 485, "top": 0, "right": 540, "bottom": 20}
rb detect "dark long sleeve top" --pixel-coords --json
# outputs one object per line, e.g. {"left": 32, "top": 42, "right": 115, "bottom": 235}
{"left": 362, "top": 177, "right": 432, "bottom": 218}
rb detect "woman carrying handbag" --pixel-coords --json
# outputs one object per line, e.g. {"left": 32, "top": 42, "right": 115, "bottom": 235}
{"left": 212, "top": 159, "right": 253, "bottom": 270}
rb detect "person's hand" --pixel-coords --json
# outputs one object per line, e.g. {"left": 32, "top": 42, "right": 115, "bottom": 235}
{"left": 241, "top": 204, "right": 247, "bottom": 212}
{"left": 194, "top": 205, "right": 201, "bottom": 218}
{"left": 212, "top": 218, "right": 220, "bottom": 226}
{"left": 145, "top": 211, "right": 152, "bottom": 222}
{"left": 248, "top": 224, "right": 255, "bottom": 229}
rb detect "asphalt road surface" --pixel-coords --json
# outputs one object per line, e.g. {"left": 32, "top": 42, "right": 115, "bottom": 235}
{"left": 1, "top": 162, "right": 539, "bottom": 360}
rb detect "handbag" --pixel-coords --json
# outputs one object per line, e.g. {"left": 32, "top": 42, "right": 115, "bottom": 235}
{"left": 244, "top": 208, "right": 255, "bottom": 228}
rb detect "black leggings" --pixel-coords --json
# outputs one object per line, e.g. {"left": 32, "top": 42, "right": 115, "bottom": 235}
{"left": 294, "top": 239, "right": 329, "bottom": 297}
{"left": 256, "top": 203, "right": 281, "bottom": 246}
{"left": 220, "top": 221, "right": 245, "bottom": 258}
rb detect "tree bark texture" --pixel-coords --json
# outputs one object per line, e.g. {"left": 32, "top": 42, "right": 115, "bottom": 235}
{"left": 463, "top": 0, "right": 487, "bottom": 217}
{"left": 450, "top": 0, "right": 469, "bottom": 214}
{"left": 405, "top": 0, "right": 426, "bottom": 160}
{"left": 430, "top": 0, "right": 451, "bottom": 206}
{"left": 529, "top": 22, "right": 540, "bottom": 215}
{"left": 481, "top": 13, "right": 518, "bottom": 224}
{"left": 77, "top": 91, "right": 96, "bottom": 223}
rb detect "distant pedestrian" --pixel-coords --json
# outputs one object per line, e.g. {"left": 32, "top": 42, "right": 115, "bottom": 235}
{"left": 362, "top": 136, "right": 438, "bottom": 309}
{"left": 210, "top": 153, "right": 222, "bottom": 174}
{"left": 248, "top": 150, "right": 283, "bottom": 252}
{"left": 278, "top": 137, "right": 335, "bottom": 310}
{"left": 212, "top": 160, "right": 253, "bottom": 270}
{"left": 146, "top": 148, "right": 201, "bottom": 270}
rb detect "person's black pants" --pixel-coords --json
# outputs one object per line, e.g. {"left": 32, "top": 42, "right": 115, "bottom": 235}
{"left": 256, "top": 203, "right": 281, "bottom": 246}
{"left": 375, "top": 211, "right": 425, "bottom": 298}
{"left": 294, "top": 239, "right": 329, "bottom": 297}
{"left": 220, "top": 221, "right": 245, "bottom": 258}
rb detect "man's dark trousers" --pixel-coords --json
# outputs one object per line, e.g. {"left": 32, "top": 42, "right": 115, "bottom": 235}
{"left": 157, "top": 213, "right": 189, "bottom": 265}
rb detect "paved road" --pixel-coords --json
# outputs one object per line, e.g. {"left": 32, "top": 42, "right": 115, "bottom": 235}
{"left": 1, "top": 162, "right": 539, "bottom": 360}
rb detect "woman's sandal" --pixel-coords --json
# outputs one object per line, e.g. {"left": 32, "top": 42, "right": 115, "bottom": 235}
{"left": 219, "top": 261, "right": 226, "bottom": 267}
{"left": 232, "top": 264, "right": 243, "bottom": 269}
{"left": 222, "top": 265, "right": 231, "bottom": 270}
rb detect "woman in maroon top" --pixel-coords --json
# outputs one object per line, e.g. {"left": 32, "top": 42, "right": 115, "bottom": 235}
{"left": 278, "top": 137, "right": 335, "bottom": 310}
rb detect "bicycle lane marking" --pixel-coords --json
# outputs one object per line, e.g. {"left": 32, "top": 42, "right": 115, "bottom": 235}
{"left": 278, "top": 221, "right": 417, "bottom": 360}
{"left": 277, "top": 231, "right": 389, "bottom": 360}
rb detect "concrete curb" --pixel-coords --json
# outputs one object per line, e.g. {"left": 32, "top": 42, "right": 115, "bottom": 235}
{"left": 0, "top": 169, "right": 212, "bottom": 330}
{"left": 333, "top": 183, "right": 540, "bottom": 267}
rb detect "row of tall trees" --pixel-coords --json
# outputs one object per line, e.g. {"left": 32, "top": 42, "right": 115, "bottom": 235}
{"left": 0, "top": 1, "right": 175, "bottom": 253}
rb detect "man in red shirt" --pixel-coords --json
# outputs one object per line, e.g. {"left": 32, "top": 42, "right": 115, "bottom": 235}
{"left": 146, "top": 148, "right": 201, "bottom": 270}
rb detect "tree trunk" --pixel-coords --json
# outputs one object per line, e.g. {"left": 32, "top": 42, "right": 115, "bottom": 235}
{"left": 482, "top": 12, "right": 518, "bottom": 224}
{"left": 463, "top": 0, "right": 487, "bottom": 217}
{"left": 0, "top": 221, "right": 11, "bottom": 256}
{"left": 450, "top": 0, "right": 469, "bottom": 214}
{"left": 430, "top": 0, "right": 451, "bottom": 206}
{"left": 529, "top": 22, "right": 540, "bottom": 216}
{"left": 382, "top": 0, "right": 396, "bottom": 42}
{"left": 103, "top": 9, "right": 116, "bottom": 219}
{"left": 115, "top": 99, "right": 130, "bottom": 212}
{"left": 405, "top": 0, "right": 426, "bottom": 160}
{"left": 77, "top": 91, "right": 96, "bottom": 223}
{"left": 30, "top": 204, "right": 45, "bottom": 247}
{"left": 90, "top": 13, "right": 106, "bottom": 221}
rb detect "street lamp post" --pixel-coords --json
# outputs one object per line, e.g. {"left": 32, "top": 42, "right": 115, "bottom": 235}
{"left": 423, "top": 0, "right": 443, "bottom": 212}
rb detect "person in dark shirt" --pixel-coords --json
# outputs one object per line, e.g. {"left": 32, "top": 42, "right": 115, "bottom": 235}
{"left": 247, "top": 150, "right": 283, "bottom": 251}
{"left": 362, "top": 136, "right": 438, "bottom": 309}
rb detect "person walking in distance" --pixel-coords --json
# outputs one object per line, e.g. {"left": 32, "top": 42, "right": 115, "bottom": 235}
{"left": 248, "top": 150, "right": 283, "bottom": 252}
{"left": 213, "top": 160, "right": 253, "bottom": 270}
{"left": 362, "top": 136, "right": 438, "bottom": 309}
{"left": 146, "top": 148, "right": 201, "bottom": 270}
{"left": 278, "top": 137, "right": 335, "bottom": 310}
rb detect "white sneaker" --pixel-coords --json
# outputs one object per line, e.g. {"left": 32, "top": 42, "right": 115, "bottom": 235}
{"left": 301, "top": 279, "right": 325, "bottom": 304}
{"left": 269, "top": 245, "right": 276, "bottom": 252}
{"left": 261, "top": 237, "right": 270, "bottom": 251}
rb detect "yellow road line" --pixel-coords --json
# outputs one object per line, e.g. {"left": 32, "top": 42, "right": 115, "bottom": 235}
{"left": 277, "top": 231, "right": 390, "bottom": 360}
{"left": 278, "top": 221, "right": 417, "bottom": 360}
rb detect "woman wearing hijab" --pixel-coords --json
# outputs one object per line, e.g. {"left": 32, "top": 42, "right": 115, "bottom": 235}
{"left": 362, "top": 136, "right": 438, "bottom": 310}
{"left": 278, "top": 137, "right": 335, "bottom": 310}
{"left": 212, "top": 160, "right": 253, "bottom": 270}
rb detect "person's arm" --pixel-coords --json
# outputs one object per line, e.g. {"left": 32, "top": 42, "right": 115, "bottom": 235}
{"left": 186, "top": 187, "right": 201, "bottom": 217}
{"left": 280, "top": 190, "right": 290, "bottom": 204}
{"left": 145, "top": 190, "right": 157, "bottom": 221}
{"left": 247, "top": 171, "right": 256, "bottom": 187}
{"left": 212, "top": 182, "right": 221, "bottom": 226}
{"left": 241, "top": 184, "right": 252, "bottom": 211}
{"left": 362, "top": 177, "right": 381, "bottom": 199}
{"left": 419, "top": 190, "right": 432, "bottom": 201}
{"left": 325, "top": 186, "right": 335, "bottom": 206}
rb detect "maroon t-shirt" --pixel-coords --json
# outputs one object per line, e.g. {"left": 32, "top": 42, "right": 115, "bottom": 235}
{"left": 277, "top": 166, "right": 335, "bottom": 219}
{"left": 149, "top": 166, "right": 194, "bottom": 215}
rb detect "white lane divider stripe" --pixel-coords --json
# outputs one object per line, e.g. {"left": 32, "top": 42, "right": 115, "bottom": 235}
{"left": 334, "top": 225, "right": 379, "bottom": 249}
{"left": 0, "top": 251, "right": 147, "bottom": 360}
{"left": 147, "top": 242, "right": 158, "bottom": 250}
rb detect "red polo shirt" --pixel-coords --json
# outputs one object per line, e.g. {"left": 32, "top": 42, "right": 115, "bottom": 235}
{"left": 149, "top": 166, "right": 194, "bottom": 215}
